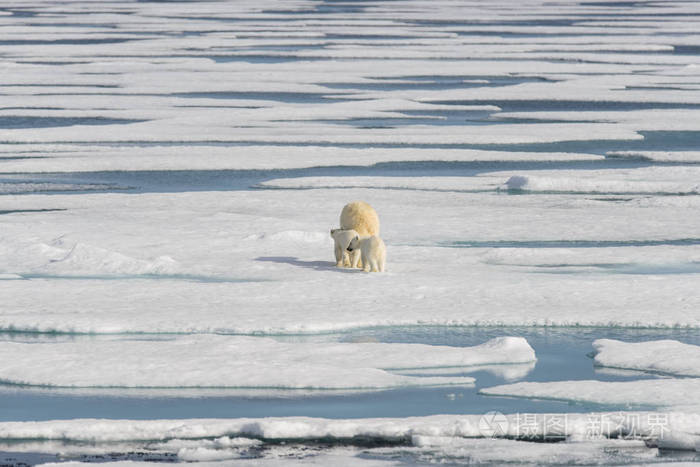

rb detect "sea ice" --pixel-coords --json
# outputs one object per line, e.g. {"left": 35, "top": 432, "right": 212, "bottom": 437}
{"left": 30, "top": 438, "right": 662, "bottom": 466}
{"left": 0, "top": 146, "right": 601, "bottom": 173}
{"left": 0, "top": 0, "right": 697, "bottom": 464}
{"left": 505, "top": 175, "right": 700, "bottom": 195}
{"left": 258, "top": 176, "right": 503, "bottom": 192}
{"left": 480, "top": 379, "right": 700, "bottom": 410}
{"left": 0, "top": 412, "right": 697, "bottom": 454}
{"left": 1, "top": 188, "right": 700, "bottom": 334}
{"left": 0, "top": 335, "right": 533, "bottom": 391}
{"left": 593, "top": 339, "right": 700, "bottom": 377}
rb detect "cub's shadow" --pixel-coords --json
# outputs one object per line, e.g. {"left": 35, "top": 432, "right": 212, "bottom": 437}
{"left": 256, "top": 256, "right": 358, "bottom": 273}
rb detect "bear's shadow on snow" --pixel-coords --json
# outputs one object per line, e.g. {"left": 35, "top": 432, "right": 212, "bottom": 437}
{"left": 256, "top": 256, "right": 357, "bottom": 273}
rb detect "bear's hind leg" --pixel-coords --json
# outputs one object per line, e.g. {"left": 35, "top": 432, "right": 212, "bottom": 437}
{"left": 361, "top": 250, "right": 370, "bottom": 272}
{"left": 350, "top": 249, "right": 362, "bottom": 269}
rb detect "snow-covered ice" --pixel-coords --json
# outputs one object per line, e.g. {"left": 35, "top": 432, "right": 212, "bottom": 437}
{"left": 257, "top": 176, "right": 502, "bottom": 192}
{"left": 480, "top": 379, "right": 700, "bottom": 410}
{"left": 262, "top": 167, "right": 700, "bottom": 195}
{"left": 504, "top": 174, "right": 700, "bottom": 195}
{"left": 407, "top": 437, "right": 659, "bottom": 465}
{"left": 1, "top": 189, "right": 700, "bottom": 333}
{"left": 0, "top": 412, "right": 697, "bottom": 462}
{"left": 0, "top": 146, "right": 603, "bottom": 173}
{"left": 0, "top": 414, "right": 544, "bottom": 442}
{"left": 593, "top": 339, "right": 700, "bottom": 377}
{"left": 2, "top": 0, "right": 700, "bottom": 464}
{"left": 29, "top": 438, "right": 664, "bottom": 466}
{"left": 0, "top": 335, "right": 533, "bottom": 391}
{"left": 1, "top": 0, "right": 700, "bottom": 172}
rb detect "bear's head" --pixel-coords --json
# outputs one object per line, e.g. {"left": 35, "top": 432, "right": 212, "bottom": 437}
{"left": 331, "top": 229, "right": 359, "bottom": 250}
{"left": 346, "top": 235, "right": 361, "bottom": 252}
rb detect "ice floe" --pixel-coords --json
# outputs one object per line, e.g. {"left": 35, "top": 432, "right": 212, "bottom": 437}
{"left": 261, "top": 170, "right": 700, "bottom": 196}
{"left": 29, "top": 438, "right": 666, "bottom": 466}
{"left": 258, "top": 176, "right": 502, "bottom": 192}
{"left": 1, "top": 188, "right": 700, "bottom": 334}
{"left": 0, "top": 412, "right": 698, "bottom": 454}
{"left": 0, "top": 335, "right": 532, "bottom": 391}
{"left": 0, "top": 120, "right": 644, "bottom": 146}
{"left": 504, "top": 174, "right": 700, "bottom": 195}
{"left": 0, "top": 146, "right": 601, "bottom": 173}
{"left": 480, "top": 379, "right": 700, "bottom": 410}
{"left": 593, "top": 339, "right": 700, "bottom": 377}
{"left": 407, "top": 437, "right": 659, "bottom": 465}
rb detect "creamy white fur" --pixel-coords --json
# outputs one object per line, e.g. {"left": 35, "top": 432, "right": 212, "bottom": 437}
{"left": 340, "top": 201, "right": 380, "bottom": 237}
{"left": 348, "top": 235, "right": 386, "bottom": 273}
{"left": 330, "top": 228, "right": 360, "bottom": 267}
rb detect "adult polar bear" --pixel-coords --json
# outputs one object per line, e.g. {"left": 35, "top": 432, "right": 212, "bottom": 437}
{"left": 334, "top": 201, "right": 380, "bottom": 268}
{"left": 340, "top": 201, "right": 380, "bottom": 237}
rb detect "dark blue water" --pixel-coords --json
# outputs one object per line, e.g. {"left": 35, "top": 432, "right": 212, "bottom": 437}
{"left": 0, "top": 209, "right": 66, "bottom": 215}
{"left": 0, "top": 39, "right": 136, "bottom": 45}
{"left": 0, "top": 116, "right": 145, "bottom": 129}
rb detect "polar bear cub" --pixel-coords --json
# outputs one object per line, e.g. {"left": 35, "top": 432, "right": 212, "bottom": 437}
{"left": 347, "top": 234, "right": 386, "bottom": 272}
{"left": 330, "top": 228, "right": 360, "bottom": 268}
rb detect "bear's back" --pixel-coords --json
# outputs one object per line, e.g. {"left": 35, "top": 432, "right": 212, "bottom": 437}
{"left": 340, "top": 201, "right": 380, "bottom": 236}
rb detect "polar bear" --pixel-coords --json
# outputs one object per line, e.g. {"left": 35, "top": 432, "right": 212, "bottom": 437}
{"left": 347, "top": 234, "right": 386, "bottom": 272}
{"left": 334, "top": 201, "right": 379, "bottom": 268}
{"left": 340, "top": 201, "right": 380, "bottom": 237}
{"left": 330, "top": 228, "right": 360, "bottom": 268}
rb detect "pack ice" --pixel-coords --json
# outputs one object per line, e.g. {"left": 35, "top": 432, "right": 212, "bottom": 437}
{"left": 2, "top": 0, "right": 700, "bottom": 463}
{"left": 0, "top": 413, "right": 699, "bottom": 462}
